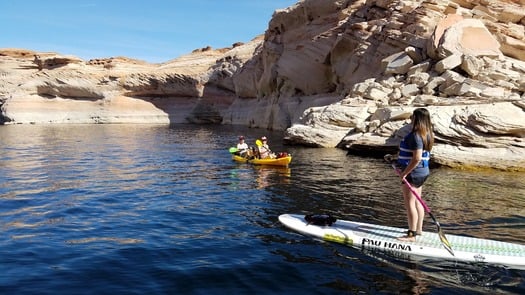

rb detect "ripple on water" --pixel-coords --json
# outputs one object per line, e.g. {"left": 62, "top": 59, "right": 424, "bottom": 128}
{"left": 0, "top": 124, "right": 523, "bottom": 294}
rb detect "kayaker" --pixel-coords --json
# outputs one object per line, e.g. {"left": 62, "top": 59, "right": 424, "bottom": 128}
{"left": 236, "top": 136, "right": 249, "bottom": 157}
{"left": 258, "top": 136, "right": 276, "bottom": 159}
{"left": 396, "top": 108, "right": 434, "bottom": 242}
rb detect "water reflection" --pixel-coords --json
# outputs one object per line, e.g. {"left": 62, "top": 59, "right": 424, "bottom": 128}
{"left": 253, "top": 166, "right": 291, "bottom": 189}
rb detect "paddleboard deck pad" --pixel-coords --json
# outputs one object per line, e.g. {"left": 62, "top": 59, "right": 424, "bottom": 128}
{"left": 279, "top": 214, "right": 525, "bottom": 269}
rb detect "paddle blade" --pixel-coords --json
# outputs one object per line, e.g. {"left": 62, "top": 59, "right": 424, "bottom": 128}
{"left": 255, "top": 139, "right": 262, "bottom": 147}
{"left": 229, "top": 147, "right": 238, "bottom": 153}
{"left": 429, "top": 212, "right": 455, "bottom": 256}
{"left": 438, "top": 230, "right": 455, "bottom": 257}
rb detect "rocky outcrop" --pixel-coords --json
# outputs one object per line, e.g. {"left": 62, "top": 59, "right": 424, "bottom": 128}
{"left": 0, "top": 47, "right": 243, "bottom": 124}
{"left": 1, "top": 0, "right": 525, "bottom": 170}
{"left": 276, "top": 0, "right": 525, "bottom": 171}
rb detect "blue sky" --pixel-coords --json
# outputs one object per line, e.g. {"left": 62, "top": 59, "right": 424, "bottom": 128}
{"left": 0, "top": 0, "right": 297, "bottom": 63}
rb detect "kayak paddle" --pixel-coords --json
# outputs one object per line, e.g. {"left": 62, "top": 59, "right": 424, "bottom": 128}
{"left": 255, "top": 139, "right": 262, "bottom": 147}
{"left": 229, "top": 147, "right": 238, "bottom": 154}
{"left": 392, "top": 164, "right": 455, "bottom": 256}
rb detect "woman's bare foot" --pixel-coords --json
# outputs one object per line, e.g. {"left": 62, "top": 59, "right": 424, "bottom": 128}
{"left": 397, "top": 230, "right": 416, "bottom": 242}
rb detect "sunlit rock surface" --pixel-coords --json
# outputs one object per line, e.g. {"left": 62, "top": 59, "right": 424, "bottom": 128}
{"left": 1, "top": 0, "right": 524, "bottom": 170}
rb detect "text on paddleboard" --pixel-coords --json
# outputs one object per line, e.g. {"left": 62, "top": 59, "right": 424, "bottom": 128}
{"left": 362, "top": 238, "right": 412, "bottom": 252}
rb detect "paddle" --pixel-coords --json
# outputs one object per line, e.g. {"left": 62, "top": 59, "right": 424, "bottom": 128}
{"left": 392, "top": 163, "right": 455, "bottom": 256}
{"left": 256, "top": 139, "right": 277, "bottom": 159}
{"left": 229, "top": 147, "right": 238, "bottom": 154}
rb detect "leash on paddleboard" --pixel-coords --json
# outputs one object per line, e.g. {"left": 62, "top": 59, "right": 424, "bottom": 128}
{"left": 390, "top": 163, "right": 455, "bottom": 257}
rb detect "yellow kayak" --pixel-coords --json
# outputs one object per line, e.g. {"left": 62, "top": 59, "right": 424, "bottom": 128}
{"left": 232, "top": 154, "right": 292, "bottom": 167}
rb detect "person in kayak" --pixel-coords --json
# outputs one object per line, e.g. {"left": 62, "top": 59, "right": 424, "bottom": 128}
{"left": 236, "top": 136, "right": 250, "bottom": 157}
{"left": 396, "top": 108, "right": 434, "bottom": 242}
{"left": 258, "top": 136, "right": 276, "bottom": 159}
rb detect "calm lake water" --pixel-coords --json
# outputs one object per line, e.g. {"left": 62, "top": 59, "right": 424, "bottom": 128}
{"left": 0, "top": 124, "right": 523, "bottom": 294}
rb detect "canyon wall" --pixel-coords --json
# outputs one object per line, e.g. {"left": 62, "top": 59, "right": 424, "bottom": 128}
{"left": 1, "top": 0, "right": 524, "bottom": 170}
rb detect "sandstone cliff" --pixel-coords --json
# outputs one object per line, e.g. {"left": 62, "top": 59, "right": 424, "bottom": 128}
{"left": 1, "top": 0, "right": 524, "bottom": 170}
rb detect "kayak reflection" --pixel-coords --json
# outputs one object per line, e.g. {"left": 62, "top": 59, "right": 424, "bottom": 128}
{"left": 253, "top": 166, "right": 291, "bottom": 189}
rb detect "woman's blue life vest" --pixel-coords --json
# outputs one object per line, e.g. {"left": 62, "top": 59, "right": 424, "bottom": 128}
{"left": 397, "top": 131, "right": 430, "bottom": 169}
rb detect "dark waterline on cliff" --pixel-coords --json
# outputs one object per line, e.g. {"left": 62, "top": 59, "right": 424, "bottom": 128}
{"left": 0, "top": 124, "right": 523, "bottom": 294}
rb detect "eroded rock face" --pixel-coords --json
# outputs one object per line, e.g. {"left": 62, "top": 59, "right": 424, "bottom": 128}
{"left": 276, "top": 0, "right": 525, "bottom": 171}
{"left": 1, "top": 0, "right": 525, "bottom": 170}
{"left": 0, "top": 46, "right": 252, "bottom": 124}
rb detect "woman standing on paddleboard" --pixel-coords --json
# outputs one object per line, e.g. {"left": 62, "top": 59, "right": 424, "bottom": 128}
{"left": 396, "top": 108, "right": 434, "bottom": 242}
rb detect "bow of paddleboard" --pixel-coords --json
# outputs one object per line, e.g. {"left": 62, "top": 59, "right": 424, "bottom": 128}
{"left": 279, "top": 214, "right": 525, "bottom": 270}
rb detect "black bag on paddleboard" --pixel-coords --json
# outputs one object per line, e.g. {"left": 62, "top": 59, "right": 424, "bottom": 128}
{"left": 305, "top": 214, "right": 337, "bottom": 226}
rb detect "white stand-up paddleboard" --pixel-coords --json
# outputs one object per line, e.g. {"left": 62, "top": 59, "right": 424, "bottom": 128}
{"left": 279, "top": 214, "right": 525, "bottom": 270}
